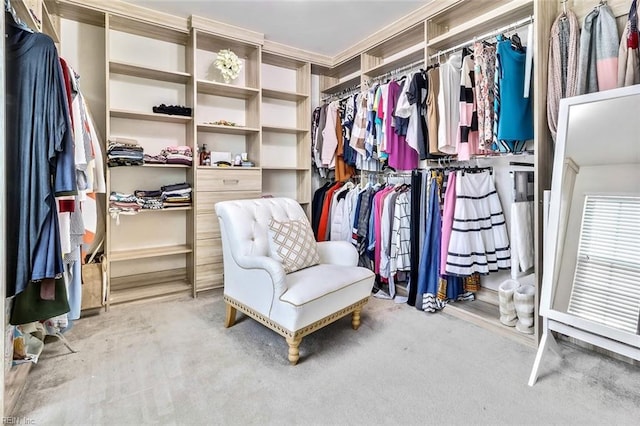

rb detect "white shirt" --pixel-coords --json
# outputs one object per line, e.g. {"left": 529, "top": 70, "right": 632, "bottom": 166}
{"left": 437, "top": 53, "right": 462, "bottom": 154}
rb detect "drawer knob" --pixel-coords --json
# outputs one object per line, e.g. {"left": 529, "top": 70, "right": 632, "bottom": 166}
{"left": 223, "top": 179, "right": 239, "bottom": 185}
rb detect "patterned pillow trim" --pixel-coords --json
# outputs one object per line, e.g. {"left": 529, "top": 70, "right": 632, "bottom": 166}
{"left": 268, "top": 218, "right": 320, "bottom": 274}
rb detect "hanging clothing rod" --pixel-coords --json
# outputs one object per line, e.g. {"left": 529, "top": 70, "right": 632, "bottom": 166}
{"left": 321, "top": 83, "right": 362, "bottom": 102}
{"left": 366, "top": 59, "right": 425, "bottom": 86}
{"left": 428, "top": 15, "right": 534, "bottom": 60}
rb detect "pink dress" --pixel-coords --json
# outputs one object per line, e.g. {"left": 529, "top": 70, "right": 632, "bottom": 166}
{"left": 440, "top": 171, "right": 457, "bottom": 275}
{"left": 386, "top": 80, "right": 418, "bottom": 171}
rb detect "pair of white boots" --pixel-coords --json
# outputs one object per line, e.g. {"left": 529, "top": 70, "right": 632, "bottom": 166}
{"left": 498, "top": 280, "right": 535, "bottom": 334}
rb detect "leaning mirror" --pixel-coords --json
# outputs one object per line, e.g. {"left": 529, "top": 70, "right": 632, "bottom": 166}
{"left": 529, "top": 84, "right": 640, "bottom": 386}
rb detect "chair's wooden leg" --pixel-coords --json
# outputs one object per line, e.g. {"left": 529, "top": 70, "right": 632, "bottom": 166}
{"left": 352, "top": 308, "right": 362, "bottom": 330}
{"left": 286, "top": 336, "right": 302, "bottom": 365}
{"left": 224, "top": 303, "right": 237, "bottom": 328}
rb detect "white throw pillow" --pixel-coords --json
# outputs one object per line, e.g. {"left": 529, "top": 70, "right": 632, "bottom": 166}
{"left": 268, "top": 218, "right": 320, "bottom": 273}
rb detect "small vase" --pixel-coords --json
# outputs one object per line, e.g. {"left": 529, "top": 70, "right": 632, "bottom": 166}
{"left": 223, "top": 75, "right": 232, "bottom": 84}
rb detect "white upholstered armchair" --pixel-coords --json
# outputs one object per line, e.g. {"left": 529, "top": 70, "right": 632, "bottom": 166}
{"left": 215, "top": 197, "right": 375, "bottom": 364}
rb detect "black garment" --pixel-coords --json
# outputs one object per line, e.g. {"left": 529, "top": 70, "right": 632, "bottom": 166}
{"left": 161, "top": 182, "right": 191, "bottom": 192}
{"left": 407, "top": 170, "right": 423, "bottom": 306}
{"left": 311, "top": 182, "right": 332, "bottom": 239}
{"left": 407, "top": 72, "right": 430, "bottom": 160}
{"left": 315, "top": 104, "right": 328, "bottom": 160}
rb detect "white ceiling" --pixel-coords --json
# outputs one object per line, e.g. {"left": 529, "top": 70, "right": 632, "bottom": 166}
{"left": 124, "top": 0, "right": 432, "bottom": 56}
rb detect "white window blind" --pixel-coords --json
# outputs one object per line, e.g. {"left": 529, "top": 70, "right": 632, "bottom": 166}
{"left": 568, "top": 195, "right": 640, "bottom": 334}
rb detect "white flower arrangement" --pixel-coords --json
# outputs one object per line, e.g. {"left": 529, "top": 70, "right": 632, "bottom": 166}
{"left": 215, "top": 49, "right": 242, "bottom": 83}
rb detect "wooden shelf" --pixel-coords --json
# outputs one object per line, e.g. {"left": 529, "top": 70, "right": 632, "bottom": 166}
{"left": 142, "top": 163, "right": 192, "bottom": 168}
{"left": 427, "top": 0, "right": 533, "bottom": 51}
{"left": 12, "top": 0, "right": 41, "bottom": 32}
{"left": 322, "top": 74, "right": 361, "bottom": 95}
{"left": 110, "top": 109, "right": 192, "bottom": 124}
{"left": 41, "top": 1, "right": 60, "bottom": 42}
{"left": 109, "top": 14, "right": 189, "bottom": 45}
{"left": 262, "top": 166, "right": 309, "bottom": 171}
{"left": 110, "top": 244, "right": 192, "bottom": 262}
{"left": 197, "top": 124, "right": 260, "bottom": 135}
{"left": 325, "top": 55, "right": 361, "bottom": 79}
{"left": 197, "top": 79, "right": 259, "bottom": 99}
{"left": 365, "top": 23, "right": 425, "bottom": 58}
{"left": 51, "top": 0, "right": 105, "bottom": 27}
{"left": 139, "top": 206, "right": 193, "bottom": 213}
{"left": 262, "top": 125, "right": 308, "bottom": 134}
{"left": 262, "top": 52, "right": 308, "bottom": 69}
{"left": 110, "top": 61, "right": 190, "bottom": 84}
{"left": 262, "top": 88, "right": 308, "bottom": 102}
{"left": 195, "top": 283, "right": 223, "bottom": 293}
{"left": 109, "top": 277, "right": 193, "bottom": 305}
{"left": 363, "top": 46, "right": 424, "bottom": 77}
{"left": 197, "top": 166, "right": 260, "bottom": 170}
{"left": 443, "top": 298, "right": 536, "bottom": 348}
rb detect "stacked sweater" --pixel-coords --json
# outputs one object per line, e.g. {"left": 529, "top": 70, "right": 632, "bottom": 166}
{"left": 161, "top": 183, "right": 192, "bottom": 207}
{"left": 107, "top": 138, "right": 144, "bottom": 166}
{"left": 161, "top": 146, "right": 193, "bottom": 166}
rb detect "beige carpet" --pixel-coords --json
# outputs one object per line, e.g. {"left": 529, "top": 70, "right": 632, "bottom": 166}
{"left": 12, "top": 290, "right": 640, "bottom": 425}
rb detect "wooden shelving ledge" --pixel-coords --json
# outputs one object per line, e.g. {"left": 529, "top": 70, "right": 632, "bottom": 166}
{"left": 110, "top": 61, "right": 191, "bottom": 84}
{"left": 197, "top": 79, "right": 259, "bottom": 99}
{"left": 110, "top": 109, "right": 192, "bottom": 124}
{"left": 110, "top": 244, "right": 192, "bottom": 262}
{"left": 197, "top": 124, "right": 260, "bottom": 135}
{"left": 262, "top": 88, "right": 307, "bottom": 102}
{"left": 262, "top": 125, "right": 308, "bottom": 134}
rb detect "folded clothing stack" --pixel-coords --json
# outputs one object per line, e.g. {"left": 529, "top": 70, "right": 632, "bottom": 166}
{"left": 134, "top": 189, "right": 163, "bottom": 210}
{"left": 109, "top": 192, "right": 142, "bottom": 215}
{"left": 161, "top": 146, "right": 193, "bottom": 166}
{"left": 161, "top": 182, "right": 192, "bottom": 208}
{"left": 143, "top": 154, "right": 167, "bottom": 164}
{"left": 108, "top": 137, "right": 144, "bottom": 167}
{"left": 152, "top": 104, "right": 192, "bottom": 117}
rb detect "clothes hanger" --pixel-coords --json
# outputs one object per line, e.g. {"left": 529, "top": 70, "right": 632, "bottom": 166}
{"left": 560, "top": 0, "right": 568, "bottom": 20}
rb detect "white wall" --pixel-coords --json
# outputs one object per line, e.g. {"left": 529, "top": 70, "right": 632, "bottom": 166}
{"left": 60, "top": 19, "right": 106, "bottom": 138}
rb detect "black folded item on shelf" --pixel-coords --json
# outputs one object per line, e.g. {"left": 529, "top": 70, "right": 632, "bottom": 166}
{"left": 108, "top": 158, "right": 144, "bottom": 167}
{"left": 134, "top": 189, "right": 163, "bottom": 198}
{"left": 152, "top": 104, "right": 192, "bottom": 116}
{"left": 161, "top": 182, "right": 191, "bottom": 192}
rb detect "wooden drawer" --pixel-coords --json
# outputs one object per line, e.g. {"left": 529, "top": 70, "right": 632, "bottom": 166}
{"left": 196, "top": 263, "right": 224, "bottom": 291}
{"left": 197, "top": 169, "right": 261, "bottom": 192}
{"left": 197, "top": 238, "right": 223, "bottom": 266}
{"left": 196, "top": 191, "right": 261, "bottom": 240}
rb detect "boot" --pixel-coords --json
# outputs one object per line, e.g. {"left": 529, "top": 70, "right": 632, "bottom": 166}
{"left": 498, "top": 279, "right": 520, "bottom": 326}
{"left": 514, "top": 285, "right": 535, "bottom": 334}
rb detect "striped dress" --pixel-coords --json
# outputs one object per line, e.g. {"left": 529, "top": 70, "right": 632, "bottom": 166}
{"left": 445, "top": 170, "right": 511, "bottom": 276}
